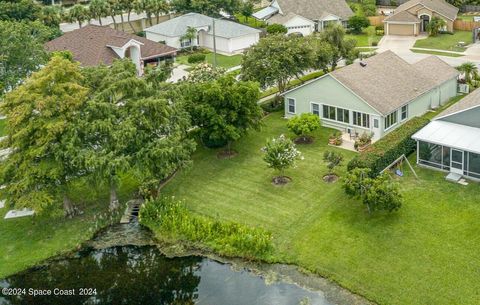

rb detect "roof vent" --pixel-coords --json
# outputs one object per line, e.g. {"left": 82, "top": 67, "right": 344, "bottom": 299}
{"left": 360, "top": 61, "right": 367, "bottom": 67}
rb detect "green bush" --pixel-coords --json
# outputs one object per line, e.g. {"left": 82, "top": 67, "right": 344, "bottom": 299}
{"left": 266, "top": 23, "right": 288, "bottom": 35}
{"left": 347, "top": 116, "right": 430, "bottom": 176}
{"left": 140, "top": 197, "right": 273, "bottom": 258}
{"left": 260, "top": 97, "right": 284, "bottom": 113}
{"left": 187, "top": 53, "right": 206, "bottom": 64}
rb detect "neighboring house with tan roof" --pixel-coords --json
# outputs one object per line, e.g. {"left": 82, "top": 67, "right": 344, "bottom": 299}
{"left": 413, "top": 88, "right": 480, "bottom": 181}
{"left": 144, "top": 13, "right": 261, "bottom": 55}
{"left": 45, "top": 25, "right": 177, "bottom": 76}
{"left": 384, "top": 0, "right": 459, "bottom": 36}
{"left": 282, "top": 51, "right": 459, "bottom": 141}
{"left": 252, "top": 0, "right": 353, "bottom": 36}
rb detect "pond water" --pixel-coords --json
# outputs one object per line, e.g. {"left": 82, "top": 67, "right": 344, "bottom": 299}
{"left": 0, "top": 245, "right": 331, "bottom": 305}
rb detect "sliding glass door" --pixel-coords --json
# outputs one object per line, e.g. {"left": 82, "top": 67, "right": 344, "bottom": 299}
{"left": 450, "top": 149, "right": 464, "bottom": 175}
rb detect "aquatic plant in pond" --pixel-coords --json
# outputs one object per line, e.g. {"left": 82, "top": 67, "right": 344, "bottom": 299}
{"left": 140, "top": 197, "right": 273, "bottom": 259}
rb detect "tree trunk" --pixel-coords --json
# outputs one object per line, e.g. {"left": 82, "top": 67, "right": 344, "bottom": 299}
{"left": 78, "top": 21, "right": 82, "bottom": 28}
{"left": 109, "top": 183, "right": 120, "bottom": 211}
{"left": 111, "top": 15, "right": 117, "bottom": 29}
{"left": 128, "top": 11, "right": 136, "bottom": 32}
{"left": 156, "top": 13, "right": 160, "bottom": 24}
{"left": 99, "top": 17, "right": 102, "bottom": 26}
{"left": 63, "top": 195, "right": 77, "bottom": 218}
{"left": 120, "top": 14, "right": 125, "bottom": 31}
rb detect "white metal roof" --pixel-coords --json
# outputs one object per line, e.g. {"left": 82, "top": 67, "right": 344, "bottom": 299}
{"left": 252, "top": 6, "right": 279, "bottom": 19}
{"left": 412, "top": 120, "right": 480, "bottom": 153}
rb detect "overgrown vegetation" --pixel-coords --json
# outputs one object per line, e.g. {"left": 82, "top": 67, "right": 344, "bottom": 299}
{"left": 140, "top": 196, "right": 274, "bottom": 259}
{"left": 347, "top": 117, "right": 430, "bottom": 175}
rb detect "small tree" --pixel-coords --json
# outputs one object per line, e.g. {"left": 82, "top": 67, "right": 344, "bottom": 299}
{"left": 343, "top": 169, "right": 402, "bottom": 213}
{"left": 262, "top": 135, "right": 302, "bottom": 185}
{"left": 457, "top": 62, "right": 478, "bottom": 84}
{"left": 67, "top": 4, "right": 90, "bottom": 28}
{"left": 240, "top": 0, "right": 254, "bottom": 22}
{"left": 180, "top": 26, "right": 197, "bottom": 52}
{"left": 320, "top": 24, "right": 359, "bottom": 71}
{"left": 426, "top": 16, "right": 446, "bottom": 36}
{"left": 348, "top": 15, "right": 370, "bottom": 34}
{"left": 323, "top": 151, "right": 343, "bottom": 176}
{"left": 286, "top": 113, "right": 320, "bottom": 143}
{"left": 186, "top": 63, "right": 226, "bottom": 83}
{"left": 266, "top": 23, "right": 288, "bottom": 35}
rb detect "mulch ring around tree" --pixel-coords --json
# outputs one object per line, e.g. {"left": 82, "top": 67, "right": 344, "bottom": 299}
{"left": 272, "top": 176, "right": 292, "bottom": 186}
{"left": 323, "top": 174, "right": 339, "bottom": 183}
{"left": 294, "top": 136, "right": 314, "bottom": 144}
{"left": 217, "top": 150, "right": 239, "bottom": 159}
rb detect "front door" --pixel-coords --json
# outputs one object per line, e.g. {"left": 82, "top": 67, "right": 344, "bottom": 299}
{"left": 420, "top": 15, "right": 430, "bottom": 32}
{"left": 450, "top": 149, "right": 464, "bottom": 175}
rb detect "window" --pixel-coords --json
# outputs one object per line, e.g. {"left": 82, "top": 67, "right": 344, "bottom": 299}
{"left": 311, "top": 103, "right": 320, "bottom": 116}
{"left": 322, "top": 105, "right": 349, "bottom": 123}
{"left": 352, "top": 111, "right": 370, "bottom": 128}
{"left": 401, "top": 105, "right": 408, "bottom": 121}
{"left": 384, "top": 110, "right": 398, "bottom": 130}
{"left": 180, "top": 38, "right": 191, "bottom": 48}
{"left": 373, "top": 119, "right": 379, "bottom": 128}
{"left": 287, "top": 98, "right": 295, "bottom": 113}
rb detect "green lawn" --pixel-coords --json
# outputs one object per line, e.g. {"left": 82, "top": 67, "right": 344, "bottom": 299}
{"left": 457, "top": 14, "right": 477, "bottom": 22}
{"left": 410, "top": 49, "right": 464, "bottom": 57}
{"left": 413, "top": 31, "right": 473, "bottom": 52}
{"left": 346, "top": 27, "right": 383, "bottom": 47}
{"left": 0, "top": 175, "right": 139, "bottom": 278}
{"left": 161, "top": 111, "right": 480, "bottom": 305}
{"left": 176, "top": 52, "right": 243, "bottom": 69}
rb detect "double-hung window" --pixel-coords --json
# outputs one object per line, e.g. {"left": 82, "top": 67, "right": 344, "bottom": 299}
{"left": 311, "top": 103, "right": 320, "bottom": 116}
{"left": 384, "top": 111, "right": 398, "bottom": 130}
{"left": 287, "top": 98, "right": 296, "bottom": 114}
{"left": 401, "top": 105, "right": 408, "bottom": 121}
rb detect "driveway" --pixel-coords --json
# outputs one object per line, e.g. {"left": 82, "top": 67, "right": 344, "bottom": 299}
{"left": 377, "top": 34, "right": 480, "bottom": 68}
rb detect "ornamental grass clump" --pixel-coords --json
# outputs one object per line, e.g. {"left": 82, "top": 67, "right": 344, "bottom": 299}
{"left": 140, "top": 197, "right": 273, "bottom": 259}
{"left": 261, "top": 135, "right": 303, "bottom": 185}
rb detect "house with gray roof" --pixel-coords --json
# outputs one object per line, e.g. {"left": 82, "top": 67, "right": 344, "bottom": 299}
{"left": 282, "top": 51, "right": 459, "bottom": 142}
{"left": 384, "top": 0, "right": 458, "bottom": 35}
{"left": 144, "top": 13, "right": 261, "bottom": 55}
{"left": 413, "top": 88, "right": 480, "bottom": 181}
{"left": 253, "top": 0, "right": 353, "bottom": 36}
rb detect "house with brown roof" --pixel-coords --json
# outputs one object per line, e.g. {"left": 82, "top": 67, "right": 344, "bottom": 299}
{"left": 45, "top": 25, "right": 177, "bottom": 75}
{"left": 384, "top": 0, "right": 459, "bottom": 36}
{"left": 413, "top": 88, "right": 480, "bottom": 181}
{"left": 282, "top": 51, "right": 459, "bottom": 141}
{"left": 252, "top": 0, "right": 353, "bottom": 36}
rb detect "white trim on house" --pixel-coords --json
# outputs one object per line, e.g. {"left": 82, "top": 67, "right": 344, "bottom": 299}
{"left": 287, "top": 97, "right": 296, "bottom": 114}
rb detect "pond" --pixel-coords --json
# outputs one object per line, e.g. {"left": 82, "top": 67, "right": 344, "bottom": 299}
{"left": 1, "top": 245, "right": 332, "bottom": 305}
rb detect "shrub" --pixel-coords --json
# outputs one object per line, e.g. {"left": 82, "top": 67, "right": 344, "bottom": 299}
{"left": 266, "top": 23, "right": 288, "bottom": 35}
{"left": 347, "top": 116, "right": 430, "bottom": 176}
{"left": 323, "top": 150, "right": 343, "bottom": 175}
{"left": 286, "top": 113, "right": 321, "bottom": 142}
{"left": 140, "top": 197, "right": 273, "bottom": 258}
{"left": 371, "top": 41, "right": 378, "bottom": 47}
{"left": 260, "top": 97, "right": 284, "bottom": 113}
{"left": 187, "top": 53, "right": 206, "bottom": 63}
{"left": 262, "top": 135, "right": 302, "bottom": 180}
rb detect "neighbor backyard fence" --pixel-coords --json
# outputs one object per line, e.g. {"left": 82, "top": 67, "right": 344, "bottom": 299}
{"left": 368, "top": 16, "right": 386, "bottom": 26}
{"left": 453, "top": 19, "right": 480, "bottom": 31}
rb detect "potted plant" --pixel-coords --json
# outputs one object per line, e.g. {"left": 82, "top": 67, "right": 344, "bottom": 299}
{"left": 354, "top": 132, "right": 373, "bottom": 152}
{"left": 328, "top": 130, "right": 343, "bottom": 146}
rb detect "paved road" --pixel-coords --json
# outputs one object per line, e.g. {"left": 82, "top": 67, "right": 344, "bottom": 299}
{"left": 377, "top": 35, "right": 480, "bottom": 68}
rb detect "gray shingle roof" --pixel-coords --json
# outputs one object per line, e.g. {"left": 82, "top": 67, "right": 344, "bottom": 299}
{"left": 330, "top": 51, "right": 458, "bottom": 115}
{"left": 275, "top": 0, "right": 354, "bottom": 21}
{"left": 390, "top": 0, "right": 458, "bottom": 21}
{"left": 437, "top": 88, "right": 480, "bottom": 119}
{"left": 144, "top": 13, "right": 261, "bottom": 39}
{"left": 413, "top": 56, "right": 460, "bottom": 87}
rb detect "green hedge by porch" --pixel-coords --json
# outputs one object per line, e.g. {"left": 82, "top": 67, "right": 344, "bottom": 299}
{"left": 347, "top": 116, "right": 430, "bottom": 175}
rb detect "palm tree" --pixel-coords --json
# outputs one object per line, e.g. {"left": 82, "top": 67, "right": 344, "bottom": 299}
{"left": 124, "top": 0, "right": 140, "bottom": 33}
{"left": 39, "top": 5, "right": 62, "bottom": 28}
{"left": 457, "top": 62, "right": 479, "bottom": 84}
{"left": 180, "top": 26, "right": 197, "bottom": 52}
{"left": 426, "top": 16, "right": 446, "bottom": 37}
{"left": 67, "top": 4, "right": 89, "bottom": 28}
{"left": 89, "top": 0, "right": 109, "bottom": 26}
{"left": 107, "top": 0, "right": 122, "bottom": 30}
{"left": 149, "top": 0, "right": 169, "bottom": 24}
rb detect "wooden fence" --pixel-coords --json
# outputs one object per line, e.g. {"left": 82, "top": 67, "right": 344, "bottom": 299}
{"left": 368, "top": 16, "right": 386, "bottom": 27}
{"left": 453, "top": 19, "right": 480, "bottom": 31}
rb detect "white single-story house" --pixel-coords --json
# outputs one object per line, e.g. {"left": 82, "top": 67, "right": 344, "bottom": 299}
{"left": 282, "top": 51, "right": 459, "bottom": 141}
{"left": 253, "top": 0, "right": 353, "bottom": 36}
{"left": 412, "top": 88, "right": 480, "bottom": 181}
{"left": 144, "top": 13, "right": 261, "bottom": 55}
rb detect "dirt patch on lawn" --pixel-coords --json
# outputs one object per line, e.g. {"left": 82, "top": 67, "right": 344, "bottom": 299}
{"left": 217, "top": 150, "right": 238, "bottom": 159}
{"left": 294, "top": 136, "right": 314, "bottom": 145}
{"left": 272, "top": 176, "right": 292, "bottom": 186}
{"left": 323, "top": 174, "right": 339, "bottom": 183}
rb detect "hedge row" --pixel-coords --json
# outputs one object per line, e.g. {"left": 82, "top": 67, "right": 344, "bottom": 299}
{"left": 347, "top": 116, "right": 430, "bottom": 176}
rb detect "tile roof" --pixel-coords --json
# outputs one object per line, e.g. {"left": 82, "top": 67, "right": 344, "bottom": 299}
{"left": 389, "top": 0, "right": 458, "bottom": 21}
{"left": 329, "top": 51, "right": 458, "bottom": 115}
{"left": 274, "top": 0, "right": 354, "bottom": 21}
{"left": 45, "top": 25, "right": 177, "bottom": 67}
{"left": 437, "top": 87, "right": 480, "bottom": 118}
{"left": 144, "top": 13, "right": 261, "bottom": 39}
